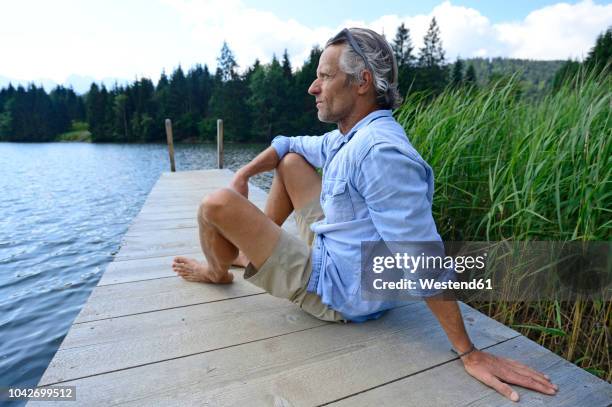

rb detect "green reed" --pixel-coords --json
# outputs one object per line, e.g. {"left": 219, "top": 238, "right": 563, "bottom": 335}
{"left": 396, "top": 67, "right": 611, "bottom": 380}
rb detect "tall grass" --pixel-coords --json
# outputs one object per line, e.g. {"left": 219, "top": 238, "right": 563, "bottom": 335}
{"left": 396, "top": 67, "right": 611, "bottom": 380}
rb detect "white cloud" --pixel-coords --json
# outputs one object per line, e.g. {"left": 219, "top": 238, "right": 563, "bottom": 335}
{"left": 1, "top": 0, "right": 611, "bottom": 85}
{"left": 164, "top": 0, "right": 612, "bottom": 77}
{"left": 161, "top": 0, "right": 338, "bottom": 73}
{"left": 365, "top": 1, "right": 611, "bottom": 62}
{"left": 495, "top": 0, "right": 612, "bottom": 60}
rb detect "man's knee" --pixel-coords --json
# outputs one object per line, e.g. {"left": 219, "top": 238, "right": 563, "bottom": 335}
{"left": 198, "top": 188, "right": 237, "bottom": 223}
{"left": 277, "top": 153, "right": 311, "bottom": 175}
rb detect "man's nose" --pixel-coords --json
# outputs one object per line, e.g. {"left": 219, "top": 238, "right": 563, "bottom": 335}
{"left": 308, "top": 79, "right": 320, "bottom": 95}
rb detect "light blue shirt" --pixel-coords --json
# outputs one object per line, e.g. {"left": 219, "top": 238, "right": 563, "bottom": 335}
{"left": 271, "top": 110, "right": 453, "bottom": 322}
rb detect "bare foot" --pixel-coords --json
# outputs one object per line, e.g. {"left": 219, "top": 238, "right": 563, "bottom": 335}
{"left": 231, "top": 250, "right": 250, "bottom": 268}
{"left": 172, "top": 256, "right": 233, "bottom": 283}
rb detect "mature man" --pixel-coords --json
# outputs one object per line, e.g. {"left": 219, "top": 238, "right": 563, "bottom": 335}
{"left": 172, "top": 28, "right": 557, "bottom": 402}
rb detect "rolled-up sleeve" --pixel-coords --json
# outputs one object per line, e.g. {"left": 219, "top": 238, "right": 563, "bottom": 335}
{"left": 271, "top": 132, "right": 333, "bottom": 169}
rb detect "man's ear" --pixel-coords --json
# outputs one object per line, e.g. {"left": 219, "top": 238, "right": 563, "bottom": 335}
{"left": 357, "top": 69, "right": 373, "bottom": 95}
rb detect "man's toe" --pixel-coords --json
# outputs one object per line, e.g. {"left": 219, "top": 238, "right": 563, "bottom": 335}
{"left": 174, "top": 256, "right": 188, "bottom": 264}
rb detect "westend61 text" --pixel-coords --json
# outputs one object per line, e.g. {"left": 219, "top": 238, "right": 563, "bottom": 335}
{"left": 372, "top": 278, "right": 493, "bottom": 291}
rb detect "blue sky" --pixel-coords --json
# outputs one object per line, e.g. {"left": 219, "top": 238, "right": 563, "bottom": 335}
{"left": 1, "top": 0, "right": 611, "bottom": 92}
{"left": 243, "top": 0, "right": 566, "bottom": 26}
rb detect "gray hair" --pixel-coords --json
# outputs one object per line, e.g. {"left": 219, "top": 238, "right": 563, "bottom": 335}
{"left": 326, "top": 27, "right": 402, "bottom": 109}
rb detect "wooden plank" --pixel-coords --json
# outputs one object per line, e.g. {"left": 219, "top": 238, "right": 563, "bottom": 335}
{"left": 136, "top": 198, "right": 268, "bottom": 214}
{"left": 32, "top": 303, "right": 519, "bottom": 406}
{"left": 74, "top": 269, "right": 264, "bottom": 324}
{"left": 116, "top": 216, "right": 298, "bottom": 261}
{"left": 121, "top": 210, "right": 203, "bottom": 223}
{"left": 98, "top": 252, "right": 201, "bottom": 285}
{"left": 126, "top": 200, "right": 268, "bottom": 223}
{"left": 38, "top": 294, "right": 330, "bottom": 385}
{"left": 114, "top": 228, "right": 202, "bottom": 261}
{"left": 126, "top": 209, "right": 296, "bottom": 234}
{"left": 135, "top": 196, "right": 268, "bottom": 215}
{"left": 328, "top": 335, "right": 612, "bottom": 407}
{"left": 115, "top": 224, "right": 298, "bottom": 261}
{"left": 153, "top": 169, "right": 234, "bottom": 182}
{"left": 100, "top": 225, "right": 296, "bottom": 286}
{"left": 126, "top": 217, "right": 198, "bottom": 233}
{"left": 135, "top": 204, "right": 201, "bottom": 215}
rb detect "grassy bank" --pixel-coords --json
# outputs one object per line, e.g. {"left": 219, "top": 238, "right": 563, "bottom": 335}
{"left": 56, "top": 121, "right": 91, "bottom": 142}
{"left": 396, "top": 68, "right": 611, "bottom": 380}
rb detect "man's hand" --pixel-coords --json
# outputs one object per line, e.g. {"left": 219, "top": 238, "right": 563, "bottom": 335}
{"left": 461, "top": 349, "right": 558, "bottom": 402}
{"left": 227, "top": 146, "right": 280, "bottom": 198}
{"left": 230, "top": 170, "right": 249, "bottom": 198}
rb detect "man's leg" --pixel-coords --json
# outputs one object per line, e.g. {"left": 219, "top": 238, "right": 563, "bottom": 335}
{"left": 173, "top": 188, "right": 281, "bottom": 283}
{"left": 173, "top": 153, "right": 322, "bottom": 283}
{"left": 265, "top": 152, "right": 322, "bottom": 224}
{"left": 232, "top": 153, "right": 322, "bottom": 266}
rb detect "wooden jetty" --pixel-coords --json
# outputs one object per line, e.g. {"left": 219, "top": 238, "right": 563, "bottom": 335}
{"left": 31, "top": 169, "right": 611, "bottom": 406}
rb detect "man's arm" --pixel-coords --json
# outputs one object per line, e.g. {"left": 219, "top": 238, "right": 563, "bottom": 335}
{"left": 230, "top": 146, "right": 280, "bottom": 197}
{"left": 425, "top": 297, "right": 558, "bottom": 402}
{"left": 355, "top": 144, "right": 557, "bottom": 402}
{"left": 231, "top": 133, "right": 331, "bottom": 197}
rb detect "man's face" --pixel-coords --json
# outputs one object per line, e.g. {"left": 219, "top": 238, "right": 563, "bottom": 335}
{"left": 308, "top": 44, "right": 357, "bottom": 124}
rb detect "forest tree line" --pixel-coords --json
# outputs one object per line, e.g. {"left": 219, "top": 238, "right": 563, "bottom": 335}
{"left": 0, "top": 21, "right": 609, "bottom": 143}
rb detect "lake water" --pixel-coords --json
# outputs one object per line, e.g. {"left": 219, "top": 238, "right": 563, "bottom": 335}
{"left": 0, "top": 142, "right": 271, "bottom": 393}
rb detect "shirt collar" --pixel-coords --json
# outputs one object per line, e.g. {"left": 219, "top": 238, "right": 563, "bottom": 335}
{"left": 340, "top": 109, "right": 392, "bottom": 141}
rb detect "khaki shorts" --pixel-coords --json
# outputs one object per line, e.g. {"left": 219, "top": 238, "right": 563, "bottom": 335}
{"left": 244, "top": 198, "right": 347, "bottom": 323}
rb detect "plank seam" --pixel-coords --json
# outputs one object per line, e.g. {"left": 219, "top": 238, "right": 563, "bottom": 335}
{"left": 40, "top": 322, "right": 331, "bottom": 387}
{"left": 316, "top": 334, "right": 522, "bottom": 407}
{"left": 112, "top": 250, "right": 202, "bottom": 262}
{"left": 97, "top": 275, "right": 177, "bottom": 287}
{"left": 124, "top": 225, "right": 198, "bottom": 234}
{"left": 73, "top": 292, "right": 266, "bottom": 325}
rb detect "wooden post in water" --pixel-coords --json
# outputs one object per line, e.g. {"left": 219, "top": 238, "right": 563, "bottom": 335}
{"left": 165, "top": 119, "right": 176, "bottom": 172}
{"left": 217, "top": 119, "right": 224, "bottom": 169}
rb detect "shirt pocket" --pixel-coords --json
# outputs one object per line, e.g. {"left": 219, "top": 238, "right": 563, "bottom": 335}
{"left": 323, "top": 180, "right": 355, "bottom": 223}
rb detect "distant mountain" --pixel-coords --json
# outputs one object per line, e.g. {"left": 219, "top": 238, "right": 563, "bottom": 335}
{"left": 463, "top": 57, "right": 567, "bottom": 98}
{"left": 0, "top": 74, "right": 131, "bottom": 94}
{"left": 0, "top": 75, "right": 59, "bottom": 92}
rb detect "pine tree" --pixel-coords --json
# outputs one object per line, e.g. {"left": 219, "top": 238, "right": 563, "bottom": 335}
{"left": 451, "top": 58, "right": 465, "bottom": 87}
{"left": 86, "top": 83, "right": 110, "bottom": 141}
{"left": 281, "top": 49, "right": 293, "bottom": 81}
{"left": 217, "top": 41, "right": 239, "bottom": 82}
{"left": 392, "top": 23, "right": 415, "bottom": 68}
{"left": 167, "top": 66, "right": 192, "bottom": 140}
{"left": 280, "top": 50, "right": 300, "bottom": 134}
{"left": 247, "top": 54, "right": 289, "bottom": 140}
{"left": 415, "top": 17, "right": 448, "bottom": 96}
{"left": 169, "top": 66, "right": 188, "bottom": 113}
{"left": 113, "top": 93, "right": 129, "bottom": 141}
{"left": 156, "top": 70, "right": 169, "bottom": 92}
{"left": 0, "top": 85, "right": 15, "bottom": 140}
{"left": 584, "top": 26, "right": 611, "bottom": 74}
{"left": 49, "top": 86, "right": 72, "bottom": 135}
{"left": 418, "top": 17, "right": 445, "bottom": 68}
{"left": 465, "top": 64, "right": 477, "bottom": 87}
{"left": 127, "top": 77, "right": 158, "bottom": 142}
{"left": 154, "top": 70, "right": 171, "bottom": 135}
{"left": 207, "top": 43, "right": 251, "bottom": 142}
